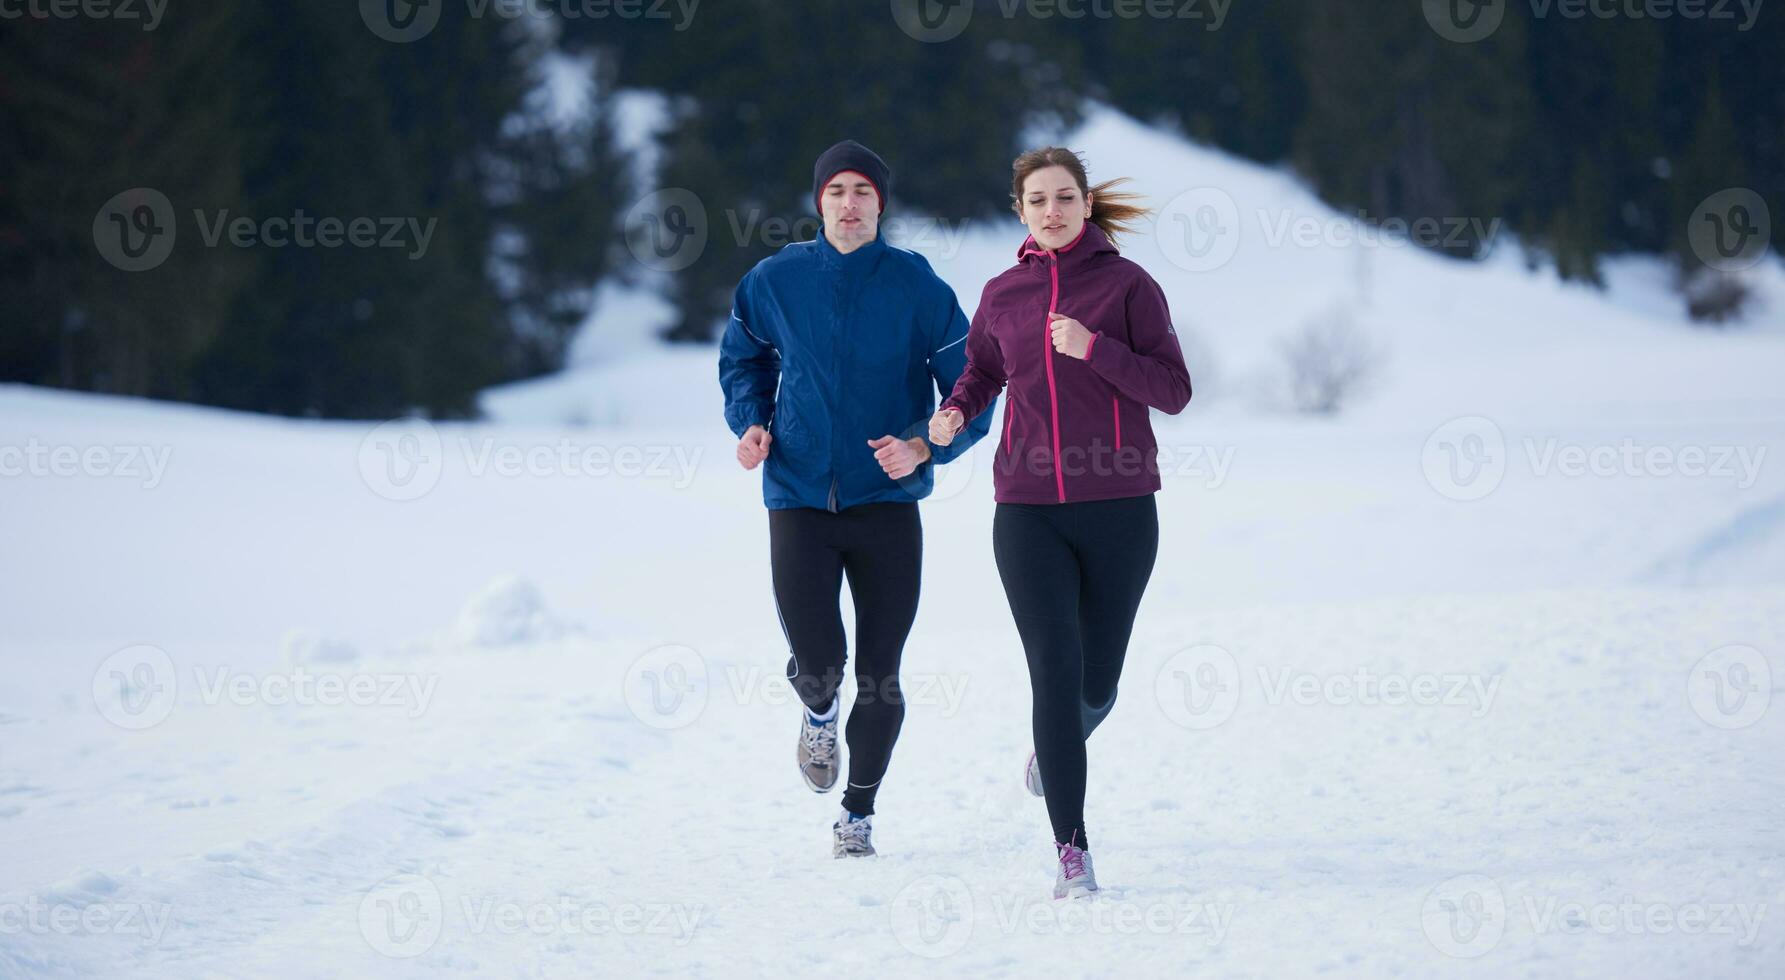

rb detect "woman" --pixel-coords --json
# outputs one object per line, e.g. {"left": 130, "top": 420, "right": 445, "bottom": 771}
{"left": 930, "top": 147, "right": 1191, "bottom": 898}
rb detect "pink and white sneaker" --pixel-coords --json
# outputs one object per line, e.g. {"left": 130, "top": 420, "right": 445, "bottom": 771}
{"left": 1053, "top": 835, "right": 1098, "bottom": 899}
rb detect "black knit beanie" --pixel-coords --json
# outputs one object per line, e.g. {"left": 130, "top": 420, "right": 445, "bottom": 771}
{"left": 812, "top": 140, "right": 891, "bottom": 217}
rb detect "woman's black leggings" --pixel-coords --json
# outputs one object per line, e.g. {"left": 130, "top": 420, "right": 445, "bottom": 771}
{"left": 769, "top": 502, "right": 922, "bottom": 817}
{"left": 993, "top": 493, "right": 1159, "bottom": 851}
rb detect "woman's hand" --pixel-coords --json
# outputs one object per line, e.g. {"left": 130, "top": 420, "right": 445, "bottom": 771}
{"left": 929, "top": 408, "right": 964, "bottom": 447}
{"left": 1049, "top": 312, "right": 1093, "bottom": 360}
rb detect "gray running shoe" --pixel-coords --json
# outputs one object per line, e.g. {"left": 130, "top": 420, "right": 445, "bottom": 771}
{"left": 1024, "top": 751, "right": 1044, "bottom": 797}
{"left": 798, "top": 709, "right": 839, "bottom": 793}
{"left": 1053, "top": 839, "right": 1098, "bottom": 899}
{"left": 832, "top": 809, "right": 875, "bottom": 858}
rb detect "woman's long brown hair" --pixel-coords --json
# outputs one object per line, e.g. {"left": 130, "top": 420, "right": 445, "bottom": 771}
{"left": 1010, "top": 147, "right": 1150, "bottom": 249}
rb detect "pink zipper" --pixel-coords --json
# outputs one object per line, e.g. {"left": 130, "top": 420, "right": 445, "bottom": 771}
{"left": 1002, "top": 401, "right": 1015, "bottom": 454}
{"left": 1112, "top": 396, "right": 1121, "bottom": 450}
{"left": 1043, "top": 254, "right": 1065, "bottom": 503}
{"left": 1018, "top": 227, "right": 1085, "bottom": 503}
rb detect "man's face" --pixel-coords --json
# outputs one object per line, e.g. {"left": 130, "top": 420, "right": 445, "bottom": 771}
{"left": 821, "top": 171, "right": 881, "bottom": 245}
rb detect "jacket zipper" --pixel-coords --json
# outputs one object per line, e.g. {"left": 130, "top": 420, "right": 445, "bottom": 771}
{"left": 1002, "top": 400, "right": 1015, "bottom": 455}
{"left": 1043, "top": 253, "right": 1065, "bottom": 503}
{"left": 827, "top": 271, "right": 848, "bottom": 513}
{"left": 1112, "top": 396, "right": 1121, "bottom": 450}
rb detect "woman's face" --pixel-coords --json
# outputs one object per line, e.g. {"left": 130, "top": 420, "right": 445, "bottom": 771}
{"left": 1020, "top": 165, "right": 1092, "bottom": 251}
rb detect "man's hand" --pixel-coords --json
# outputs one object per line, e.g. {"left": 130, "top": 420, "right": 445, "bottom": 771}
{"left": 737, "top": 424, "right": 772, "bottom": 470}
{"left": 929, "top": 408, "right": 964, "bottom": 447}
{"left": 1049, "top": 312, "right": 1093, "bottom": 360}
{"left": 868, "top": 435, "right": 931, "bottom": 480}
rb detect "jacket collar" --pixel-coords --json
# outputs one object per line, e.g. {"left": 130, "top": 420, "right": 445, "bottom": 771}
{"left": 1016, "top": 222, "right": 1114, "bottom": 273}
{"left": 815, "top": 225, "right": 888, "bottom": 274}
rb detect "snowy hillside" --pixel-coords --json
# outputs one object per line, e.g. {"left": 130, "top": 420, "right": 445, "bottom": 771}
{"left": 483, "top": 106, "right": 1785, "bottom": 429}
{"left": 2, "top": 106, "right": 1782, "bottom": 977}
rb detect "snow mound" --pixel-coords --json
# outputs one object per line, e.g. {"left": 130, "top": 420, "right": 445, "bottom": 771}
{"left": 280, "top": 630, "right": 362, "bottom": 666}
{"left": 449, "top": 575, "right": 580, "bottom": 649}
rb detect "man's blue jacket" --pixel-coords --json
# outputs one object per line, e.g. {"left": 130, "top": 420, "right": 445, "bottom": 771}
{"left": 719, "top": 231, "right": 993, "bottom": 511}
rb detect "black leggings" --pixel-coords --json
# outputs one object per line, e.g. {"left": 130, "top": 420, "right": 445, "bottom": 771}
{"left": 993, "top": 493, "right": 1159, "bottom": 851}
{"left": 769, "top": 502, "right": 922, "bottom": 816}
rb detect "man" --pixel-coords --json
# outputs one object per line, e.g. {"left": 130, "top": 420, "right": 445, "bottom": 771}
{"left": 719, "top": 139, "right": 992, "bottom": 858}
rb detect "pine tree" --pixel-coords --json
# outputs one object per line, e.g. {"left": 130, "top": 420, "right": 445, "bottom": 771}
{"left": 0, "top": 8, "right": 249, "bottom": 398}
{"left": 577, "top": 0, "right": 1081, "bottom": 341}
{"left": 189, "top": 5, "right": 623, "bottom": 417}
{"left": 1296, "top": 2, "right": 1530, "bottom": 261}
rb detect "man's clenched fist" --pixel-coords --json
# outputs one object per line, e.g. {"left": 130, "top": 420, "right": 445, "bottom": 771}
{"left": 737, "top": 425, "right": 772, "bottom": 470}
{"left": 868, "top": 435, "right": 931, "bottom": 480}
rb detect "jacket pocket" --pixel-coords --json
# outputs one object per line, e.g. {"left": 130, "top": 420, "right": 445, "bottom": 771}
{"left": 772, "top": 405, "right": 809, "bottom": 453}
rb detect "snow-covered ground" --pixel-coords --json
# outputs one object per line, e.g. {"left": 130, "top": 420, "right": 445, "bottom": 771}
{"left": 3, "top": 107, "right": 1782, "bottom": 977}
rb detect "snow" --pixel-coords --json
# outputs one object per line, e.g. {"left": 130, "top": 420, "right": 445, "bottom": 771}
{"left": 2, "top": 105, "right": 1783, "bottom": 977}
{"left": 445, "top": 574, "right": 583, "bottom": 649}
